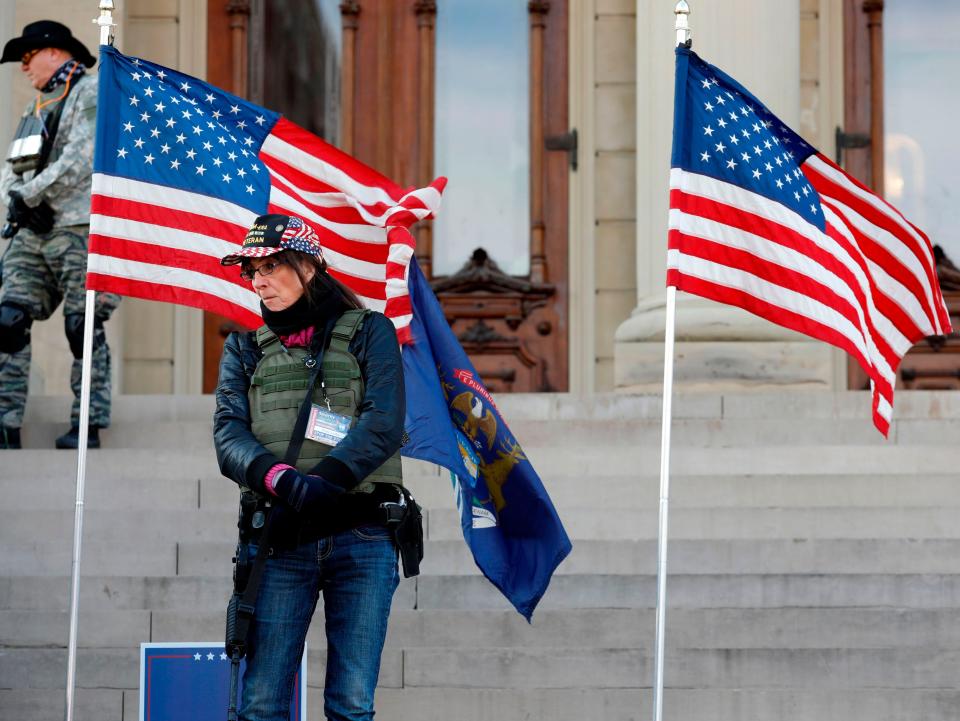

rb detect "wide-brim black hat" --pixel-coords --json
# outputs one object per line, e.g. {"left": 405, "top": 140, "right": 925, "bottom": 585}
{"left": 1, "top": 20, "right": 96, "bottom": 68}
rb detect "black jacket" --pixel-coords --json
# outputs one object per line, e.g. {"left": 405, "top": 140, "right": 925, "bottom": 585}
{"left": 213, "top": 310, "right": 405, "bottom": 497}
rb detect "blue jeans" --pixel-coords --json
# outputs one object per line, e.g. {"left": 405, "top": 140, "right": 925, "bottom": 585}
{"left": 239, "top": 525, "right": 399, "bottom": 721}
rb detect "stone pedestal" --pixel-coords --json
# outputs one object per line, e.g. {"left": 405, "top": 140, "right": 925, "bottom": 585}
{"left": 614, "top": 293, "right": 835, "bottom": 392}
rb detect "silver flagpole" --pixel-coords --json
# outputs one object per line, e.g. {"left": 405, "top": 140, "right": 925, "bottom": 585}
{"left": 64, "top": 5, "right": 115, "bottom": 721}
{"left": 651, "top": 5, "right": 690, "bottom": 721}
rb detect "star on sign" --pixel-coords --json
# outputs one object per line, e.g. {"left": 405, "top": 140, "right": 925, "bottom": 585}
{"left": 194, "top": 653, "right": 201, "bottom": 661}
{"left": 206, "top": 652, "right": 215, "bottom": 660}
{"left": 220, "top": 652, "right": 228, "bottom": 660}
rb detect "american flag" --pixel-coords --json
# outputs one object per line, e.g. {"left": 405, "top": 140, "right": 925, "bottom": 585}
{"left": 668, "top": 47, "right": 951, "bottom": 435}
{"left": 89, "top": 46, "right": 445, "bottom": 342}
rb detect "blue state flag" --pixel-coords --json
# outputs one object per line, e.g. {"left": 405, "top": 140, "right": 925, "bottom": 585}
{"left": 140, "top": 642, "right": 305, "bottom": 720}
{"left": 402, "top": 259, "right": 572, "bottom": 620}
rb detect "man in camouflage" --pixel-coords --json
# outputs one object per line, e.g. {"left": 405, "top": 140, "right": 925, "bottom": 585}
{"left": 0, "top": 21, "right": 120, "bottom": 449}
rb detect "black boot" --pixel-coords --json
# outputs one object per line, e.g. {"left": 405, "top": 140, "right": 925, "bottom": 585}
{"left": 55, "top": 425, "right": 101, "bottom": 449}
{"left": 0, "top": 426, "right": 21, "bottom": 449}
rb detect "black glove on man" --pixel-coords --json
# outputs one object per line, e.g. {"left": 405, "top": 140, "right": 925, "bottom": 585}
{"left": 272, "top": 469, "right": 344, "bottom": 513}
{"left": 8, "top": 191, "right": 55, "bottom": 235}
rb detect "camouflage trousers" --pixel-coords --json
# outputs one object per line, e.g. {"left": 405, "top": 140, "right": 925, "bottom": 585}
{"left": 0, "top": 225, "right": 121, "bottom": 429}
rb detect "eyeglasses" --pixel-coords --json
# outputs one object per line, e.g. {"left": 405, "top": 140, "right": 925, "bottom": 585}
{"left": 239, "top": 259, "right": 285, "bottom": 281}
{"left": 20, "top": 48, "right": 41, "bottom": 66}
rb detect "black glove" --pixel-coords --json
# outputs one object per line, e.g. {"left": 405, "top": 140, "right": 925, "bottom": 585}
{"left": 7, "top": 191, "right": 54, "bottom": 235}
{"left": 273, "top": 469, "right": 343, "bottom": 513}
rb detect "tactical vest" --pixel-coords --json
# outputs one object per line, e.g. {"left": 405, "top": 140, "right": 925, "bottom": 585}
{"left": 248, "top": 309, "right": 403, "bottom": 493}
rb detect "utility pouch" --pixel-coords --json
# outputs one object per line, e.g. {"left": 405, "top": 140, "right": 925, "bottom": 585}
{"left": 381, "top": 487, "right": 423, "bottom": 578}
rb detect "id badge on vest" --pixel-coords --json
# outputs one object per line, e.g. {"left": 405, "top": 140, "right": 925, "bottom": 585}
{"left": 306, "top": 404, "right": 352, "bottom": 446}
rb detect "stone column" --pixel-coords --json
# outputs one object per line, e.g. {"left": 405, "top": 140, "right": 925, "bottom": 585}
{"left": 614, "top": 0, "right": 836, "bottom": 391}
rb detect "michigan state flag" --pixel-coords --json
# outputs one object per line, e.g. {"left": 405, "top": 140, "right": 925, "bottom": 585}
{"left": 401, "top": 258, "right": 572, "bottom": 620}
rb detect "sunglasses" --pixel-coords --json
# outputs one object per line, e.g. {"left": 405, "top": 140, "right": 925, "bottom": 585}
{"left": 20, "top": 48, "right": 41, "bottom": 66}
{"left": 239, "top": 259, "right": 286, "bottom": 281}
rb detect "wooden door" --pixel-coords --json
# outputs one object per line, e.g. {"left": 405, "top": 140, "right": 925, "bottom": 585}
{"left": 842, "top": 0, "right": 960, "bottom": 390}
{"left": 204, "top": 0, "right": 572, "bottom": 393}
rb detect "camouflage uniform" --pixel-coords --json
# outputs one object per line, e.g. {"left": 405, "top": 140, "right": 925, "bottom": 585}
{"left": 0, "top": 70, "right": 121, "bottom": 430}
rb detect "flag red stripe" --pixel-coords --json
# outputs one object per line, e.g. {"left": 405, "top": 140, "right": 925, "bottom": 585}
{"left": 804, "top": 158, "right": 943, "bottom": 329}
{"left": 87, "top": 273, "right": 263, "bottom": 329}
{"left": 90, "top": 194, "right": 247, "bottom": 244}
{"left": 671, "top": 189, "right": 905, "bottom": 368}
{"left": 668, "top": 229, "right": 896, "bottom": 393}
{"left": 666, "top": 266, "right": 894, "bottom": 433}
{"left": 260, "top": 152, "right": 393, "bottom": 219}
{"left": 269, "top": 118, "right": 406, "bottom": 200}
{"left": 90, "top": 234, "right": 250, "bottom": 289}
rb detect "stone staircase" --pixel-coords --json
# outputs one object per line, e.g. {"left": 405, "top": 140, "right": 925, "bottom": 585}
{"left": 1, "top": 391, "right": 959, "bottom": 721}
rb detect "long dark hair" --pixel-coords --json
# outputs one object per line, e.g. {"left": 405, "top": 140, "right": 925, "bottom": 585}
{"left": 277, "top": 250, "right": 364, "bottom": 310}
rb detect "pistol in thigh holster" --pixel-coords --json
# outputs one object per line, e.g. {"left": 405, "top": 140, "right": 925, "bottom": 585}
{"left": 380, "top": 486, "right": 424, "bottom": 578}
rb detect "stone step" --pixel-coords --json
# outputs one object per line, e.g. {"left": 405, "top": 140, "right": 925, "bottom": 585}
{"left": 7, "top": 470, "right": 957, "bottom": 512}
{"left": 6, "top": 505, "right": 960, "bottom": 546}
{"left": 4, "top": 645, "right": 960, "bottom": 691}
{"left": 5, "top": 573, "right": 960, "bottom": 612}
{"left": 18, "top": 415, "right": 960, "bottom": 449}
{"left": 6, "top": 687, "right": 959, "bottom": 721}
{"left": 21, "top": 391, "right": 960, "bottom": 424}
{"left": 8, "top": 537, "right": 960, "bottom": 578}
{"left": 172, "top": 538, "right": 960, "bottom": 578}
{"left": 372, "top": 688, "right": 960, "bottom": 721}
{"left": 8, "top": 607, "right": 960, "bottom": 651}
{"left": 2, "top": 444, "right": 955, "bottom": 484}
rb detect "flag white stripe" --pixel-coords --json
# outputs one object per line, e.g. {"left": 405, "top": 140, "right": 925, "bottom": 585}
{"left": 806, "top": 155, "right": 936, "bottom": 268}
{"left": 817, "top": 194, "right": 938, "bottom": 335}
{"left": 269, "top": 186, "right": 388, "bottom": 245}
{"left": 672, "top": 170, "right": 919, "bottom": 352}
{"left": 667, "top": 248, "right": 895, "bottom": 390}
{"left": 261, "top": 134, "right": 398, "bottom": 208}
{"left": 90, "top": 214, "right": 239, "bottom": 259}
{"left": 92, "top": 174, "right": 255, "bottom": 230}
{"left": 820, "top": 205, "right": 927, "bottom": 349}
{"left": 670, "top": 208, "right": 899, "bottom": 379}
{"left": 88, "top": 253, "right": 262, "bottom": 314}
